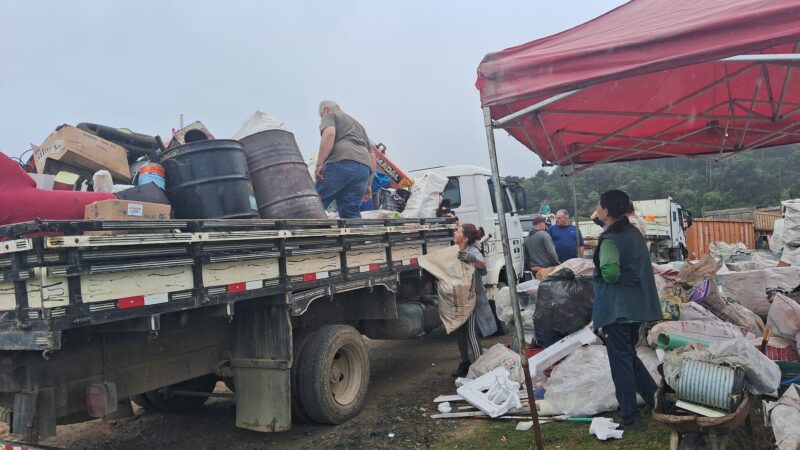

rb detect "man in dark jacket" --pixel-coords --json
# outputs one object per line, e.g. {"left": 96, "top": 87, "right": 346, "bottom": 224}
{"left": 523, "top": 214, "right": 560, "bottom": 273}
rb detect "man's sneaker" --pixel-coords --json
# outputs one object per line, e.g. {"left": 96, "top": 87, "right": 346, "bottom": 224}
{"left": 451, "top": 361, "right": 470, "bottom": 378}
{"left": 618, "top": 420, "right": 646, "bottom": 431}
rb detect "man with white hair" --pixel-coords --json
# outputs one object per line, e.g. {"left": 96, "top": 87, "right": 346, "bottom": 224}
{"left": 315, "top": 100, "right": 374, "bottom": 219}
{"left": 548, "top": 209, "right": 584, "bottom": 262}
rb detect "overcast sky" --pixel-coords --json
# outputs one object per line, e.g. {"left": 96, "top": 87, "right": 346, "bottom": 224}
{"left": 0, "top": 0, "right": 625, "bottom": 177}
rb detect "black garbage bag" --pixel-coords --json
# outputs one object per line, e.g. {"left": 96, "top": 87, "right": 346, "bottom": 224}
{"left": 533, "top": 268, "right": 594, "bottom": 347}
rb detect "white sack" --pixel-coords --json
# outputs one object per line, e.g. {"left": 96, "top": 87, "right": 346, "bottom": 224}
{"left": 549, "top": 258, "right": 595, "bottom": 278}
{"left": 231, "top": 110, "right": 287, "bottom": 140}
{"left": 781, "top": 245, "right": 800, "bottom": 266}
{"left": 708, "top": 338, "right": 781, "bottom": 395}
{"left": 783, "top": 199, "right": 800, "bottom": 247}
{"left": 769, "top": 385, "right": 800, "bottom": 450}
{"left": 765, "top": 266, "right": 800, "bottom": 292}
{"left": 717, "top": 270, "right": 769, "bottom": 317}
{"left": 401, "top": 173, "right": 448, "bottom": 219}
{"left": 466, "top": 343, "right": 524, "bottom": 384}
{"left": 767, "top": 293, "right": 800, "bottom": 343}
{"left": 679, "top": 302, "right": 726, "bottom": 323}
{"left": 539, "top": 345, "right": 661, "bottom": 417}
{"left": 419, "top": 245, "right": 475, "bottom": 333}
{"left": 646, "top": 320, "right": 749, "bottom": 347}
{"left": 772, "top": 218, "right": 786, "bottom": 253}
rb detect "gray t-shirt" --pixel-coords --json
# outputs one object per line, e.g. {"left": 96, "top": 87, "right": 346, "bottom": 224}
{"left": 319, "top": 110, "right": 372, "bottom": 169}
{"left": 524, "top": 228, "right": 560, "bottom": 268}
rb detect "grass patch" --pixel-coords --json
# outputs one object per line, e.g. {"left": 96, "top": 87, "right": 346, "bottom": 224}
{"left": 433, "top": 407, "right": 774, "bottom": 449}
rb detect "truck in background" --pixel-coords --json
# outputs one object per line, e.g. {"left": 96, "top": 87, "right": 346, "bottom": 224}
{"left": 410, "top": 165, "right": 527, "bottom": 293}
{"left": 579, "top": 197, "right": 693, "bottom": 263}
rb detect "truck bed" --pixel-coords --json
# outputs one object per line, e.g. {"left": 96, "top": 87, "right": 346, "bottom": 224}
{"left": 0, "top": 218, "right": 454, "bottom": 351}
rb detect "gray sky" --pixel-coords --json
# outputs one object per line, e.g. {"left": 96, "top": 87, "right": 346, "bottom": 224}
{"left": 0, "top": 0, "right": 625, "bottom": 177}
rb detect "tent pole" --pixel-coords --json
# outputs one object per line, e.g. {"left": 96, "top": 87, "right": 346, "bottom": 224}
{"left": 483, "top": 107, "right": 544, "bottom": 450}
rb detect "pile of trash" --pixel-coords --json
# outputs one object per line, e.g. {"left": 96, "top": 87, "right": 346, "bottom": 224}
{"left": 1, "top": 112, "right": 453, "bottom": 227}
{"left": 436, "top": 222, "right": 800, "bottom": 445}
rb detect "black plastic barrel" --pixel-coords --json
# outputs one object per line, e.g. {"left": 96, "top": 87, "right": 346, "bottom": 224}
{"left": 159, "top": 139, "right": 259, "bottom": 219}
{"left": 239, "top": 130, "right": 327, "bottom": 219}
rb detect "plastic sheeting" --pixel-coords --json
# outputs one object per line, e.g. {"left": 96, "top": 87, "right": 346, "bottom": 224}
{"left": 538, "top": 345, "right": 661, "bottom": 417}
{"left": 646, "top": 320, "right": 749, "bottom": 348}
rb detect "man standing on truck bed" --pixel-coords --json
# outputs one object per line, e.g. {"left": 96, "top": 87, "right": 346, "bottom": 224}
{"left": 315, "top": 100, "right": 374, "bottom": 219}
{"left": 524, "top": 214, "right": 560, "bottom": 274}
{"left": 548, "top": 209, "right": 584, "bottom": 262}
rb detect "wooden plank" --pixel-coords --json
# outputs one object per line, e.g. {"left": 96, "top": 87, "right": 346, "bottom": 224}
{"left": 80, "top": 267, "right": 193, "bottom": 303}
{"left": 203, "top": 259, "right": 279, "bottom": 288}
{"left": 0, "top": 281, "right": 16, "bottom": 311}
{"left": 347, "top": 248, "right": 387, "bottom": 268}
{"left": 286, "top": 252, "right": 340, "bottom": 276}
{"left": 392, "top": 244, "right": 423, "bottom": 262}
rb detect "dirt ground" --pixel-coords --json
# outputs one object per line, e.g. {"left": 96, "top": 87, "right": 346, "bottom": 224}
{"left": 0, "top": 329, "right": 506, "bottom": 449}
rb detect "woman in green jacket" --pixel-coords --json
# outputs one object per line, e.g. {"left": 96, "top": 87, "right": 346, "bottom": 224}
{"left": 592, "top": 190, "right": 662, "bottom": 431}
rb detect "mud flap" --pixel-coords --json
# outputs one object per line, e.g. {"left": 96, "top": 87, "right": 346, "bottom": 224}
{"left": 232, "top": 295, "right": 292, "bottom": 432}
{"left": 12, "top": 386, "right": 56, "bottom": 442}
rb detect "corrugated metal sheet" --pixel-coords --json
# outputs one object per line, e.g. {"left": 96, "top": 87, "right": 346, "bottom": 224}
{"left": 754, "top": 210, "right": 781, "bottom": 231}
{"left": 685, "top": 219, "right": 755, "bottom": 259}
{"left": 702, "top": 207, "right": 754, "bottom": 221}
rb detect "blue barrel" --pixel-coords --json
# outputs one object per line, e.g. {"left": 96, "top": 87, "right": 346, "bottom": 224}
{"left": 160, "top": 139, "right": 258, "bottom": 219}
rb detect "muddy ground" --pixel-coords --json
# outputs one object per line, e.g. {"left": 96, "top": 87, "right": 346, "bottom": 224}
{"left": 1, "top": 329, "right": 506, "bottom": 449}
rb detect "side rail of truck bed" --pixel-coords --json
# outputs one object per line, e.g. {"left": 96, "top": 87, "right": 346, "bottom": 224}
{"left": 0, "top": 218, "right": 454, "bottom": 350}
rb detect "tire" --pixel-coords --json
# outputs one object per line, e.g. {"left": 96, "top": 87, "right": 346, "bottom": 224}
{"left": 131, "top": 394, "right": 155, "bottom": 410}
{"left": 291, "top": 330, "right": 313, "bottom": 423}
{"left": 143, "top": 374, "right": 218, "bottom": 413}
{"left": 297, "top": 325, "right": 370, "bottom": 424}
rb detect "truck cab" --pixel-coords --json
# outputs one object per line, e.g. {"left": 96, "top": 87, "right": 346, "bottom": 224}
{"left": 410, "top": 165, "right": 526, "bottom": 289}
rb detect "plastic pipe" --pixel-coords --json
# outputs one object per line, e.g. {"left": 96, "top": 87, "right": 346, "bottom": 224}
{"left": 656, "top": 333, "right": 710, "bottom": 350}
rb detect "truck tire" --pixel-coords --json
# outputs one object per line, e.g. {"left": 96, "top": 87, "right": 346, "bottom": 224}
{"left": 143, "top": 374, "right": 218, "bottom": 413}
{"left": 131, "top": 394, "right": 155, "bottom": 410}
{"left": 291, "top": 330, "right": 313, "bottom": 423}
{"left": 297, "top": 325, "right": 370, "bottom": 424}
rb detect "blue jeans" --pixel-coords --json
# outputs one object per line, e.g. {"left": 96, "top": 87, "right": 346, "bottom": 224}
{"left": 604, "top": 322, "right": 657, "bottom": 425}
{"left": 315, "top": 160, "right": 370, "bottom": 219}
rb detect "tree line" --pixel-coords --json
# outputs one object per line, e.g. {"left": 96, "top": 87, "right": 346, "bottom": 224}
{"left": 508, "top": 144, "right": 800, "bottom": 220}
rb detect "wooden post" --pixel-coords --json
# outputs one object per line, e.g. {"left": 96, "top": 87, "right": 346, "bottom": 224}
{"left": 232, "top": 295, "right": 292, "bottom": 432}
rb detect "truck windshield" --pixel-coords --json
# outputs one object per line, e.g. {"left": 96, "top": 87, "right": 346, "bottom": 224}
{"left": 487, "top": 180, "right": 513, "bottom": 214}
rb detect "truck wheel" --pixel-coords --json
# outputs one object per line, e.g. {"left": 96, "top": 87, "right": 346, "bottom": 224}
{"left": 144, "top": 374, "right": 218, "bottom": 413}
{"left": 291, "top": 330, "right": 313, "bottom": 423}
{"left": 298, "top": 325, "right": 370, "bottom": 424}
{"left": 131, "top": 394, "right": 155, "bottom": 410}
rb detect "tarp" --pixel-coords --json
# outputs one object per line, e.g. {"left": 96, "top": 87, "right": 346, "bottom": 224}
{"left": 476, "top": 0, "right": 800, "bottom": 171}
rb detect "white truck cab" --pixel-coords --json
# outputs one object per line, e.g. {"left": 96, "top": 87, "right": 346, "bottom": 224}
{"left": 410, "top": 165, "right": 526, "bottom": 290}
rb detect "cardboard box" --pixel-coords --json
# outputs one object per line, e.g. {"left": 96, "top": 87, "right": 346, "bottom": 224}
{"left": 85, "top": 200, "right": 171, "bottom": 221}
{"left": 34, "top": 125, "right": 131, "bottom": 182}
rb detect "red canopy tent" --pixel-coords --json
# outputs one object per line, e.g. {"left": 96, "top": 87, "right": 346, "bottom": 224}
{"left": 473, "top": 4, "right": 800, "bottom": 444}
{"left": 476, "top": 0, "right": 800, "bottom": 173}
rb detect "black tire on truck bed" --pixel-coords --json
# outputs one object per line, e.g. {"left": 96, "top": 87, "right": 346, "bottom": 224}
{"left": 297, "top": 325, "right": 370, "bottom": 424}
{"left": 143, "top": 374, "right": 219, "bottom": 413}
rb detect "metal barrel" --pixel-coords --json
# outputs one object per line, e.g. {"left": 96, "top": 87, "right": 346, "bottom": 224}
{"left": 675, "top": 359, "right": 745, "bottom": 412}
{"left": 239, "top": 129, "right": 327, "bottom": 219}
{"left": 159, "top": 139, "right": 259, "bottom": 219}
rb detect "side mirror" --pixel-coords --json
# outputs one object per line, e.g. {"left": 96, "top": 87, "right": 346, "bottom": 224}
{"left": 511, "top": 185, "right": 527, "bottom": 212}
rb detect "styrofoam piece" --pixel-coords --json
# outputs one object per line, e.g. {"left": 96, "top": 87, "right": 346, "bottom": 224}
{"left": 516, "top": 421, "right": 533, "bottom": 431}
{"left": 454, "top": 377, "right": 471, "bottom": 388}
{"left": 528, "top": 325, "right": 598, "bottom": 383}
{"left": 588, "top": 417, "right": 623, "bottom": 441}
{"left": 437, "top": 402, "right": 452, "bottom": 413}
{"left": 457, "top": 368, "right": 522, "bottom": 418}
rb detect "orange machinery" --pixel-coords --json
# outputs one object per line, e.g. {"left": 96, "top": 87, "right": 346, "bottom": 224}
{"left": 371, "top": 143, "right": 414, "bottom": 190}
